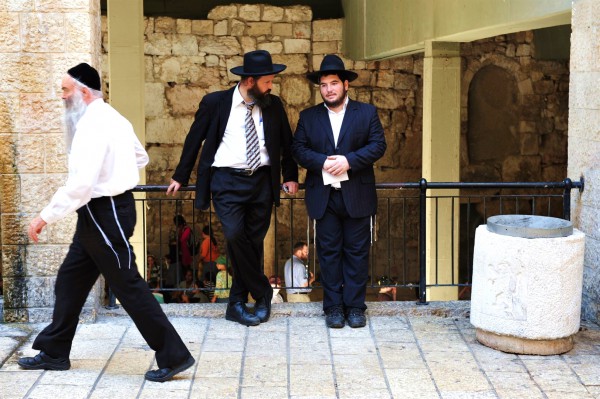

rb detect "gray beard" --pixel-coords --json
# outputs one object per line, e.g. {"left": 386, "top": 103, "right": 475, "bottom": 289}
{"left": 63, "top": 91, "right": 87, "bottom": 153}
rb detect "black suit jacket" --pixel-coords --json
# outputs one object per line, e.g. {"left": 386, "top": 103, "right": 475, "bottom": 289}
{"left": 292, "top": 99, "right": 387, "bottom": 219}
{"left": 172, "top": 86, "right": 298, "bottom": 210}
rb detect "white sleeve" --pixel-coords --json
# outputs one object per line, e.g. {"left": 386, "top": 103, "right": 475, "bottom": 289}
{"left": 133, "top": 133, "right": 149, "bottom": 169}
{"left": 40, "top": 130, "right": 106, "bottom": 224}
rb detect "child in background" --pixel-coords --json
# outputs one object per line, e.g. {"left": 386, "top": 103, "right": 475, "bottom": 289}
{"left": 211, "top": 255, "right": 233, "bottom": 303}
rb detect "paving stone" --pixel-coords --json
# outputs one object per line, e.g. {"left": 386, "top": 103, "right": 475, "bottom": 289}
{"left": 27, "top": 384, "right": 91, "bottom": 399}
{"left": 190, "top": 376, "right": 239, "bottom": 397}
{"left": 485, "top": 371, "right": 541, "bottom": 391}
{"left": 1, "top": 312, "right": 600, "bottom": 398}
{"left": 0, "top": 371, "right": 41, "bottom": 398}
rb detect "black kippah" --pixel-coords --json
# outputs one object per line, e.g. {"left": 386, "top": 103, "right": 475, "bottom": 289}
{"left": 67, "top": 63, "right": 101, "bottom": 91}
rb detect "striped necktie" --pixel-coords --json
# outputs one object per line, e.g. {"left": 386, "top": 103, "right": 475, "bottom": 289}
{"left": 244, "top": 102, "right": 261, "bottom": 171}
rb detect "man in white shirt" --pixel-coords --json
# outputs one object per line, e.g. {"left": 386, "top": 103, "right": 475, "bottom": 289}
{"left": 284, "top": 241, "right": 314, "bottom": 302}
{"left": 167, "top": 51, "right": 299, "bottom": 327}
{"left": 18, "top": 63, "right": 194, "bottom": 383}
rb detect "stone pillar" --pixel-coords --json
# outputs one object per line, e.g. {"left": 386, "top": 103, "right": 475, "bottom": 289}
{"left": 422, "top": 41, "right": 460, "bottom": 301}
{"left": 569, "top": 0, "right": 600, "bottom": 322}
{"left": 107, "top": 0, "right": 146, "bottom": 278}
{"left": 0, "top": 1, "right": 102, "bottom": 322}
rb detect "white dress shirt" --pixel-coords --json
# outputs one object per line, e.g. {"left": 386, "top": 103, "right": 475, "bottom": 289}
{"left": 325, "top": 96, "right": 349, "bottom": 188}
{"left": 212, "top": 84, "right": 270, "bottom": 168}
{"left": 40, "top": 99, "right": 149, "bottom": 224}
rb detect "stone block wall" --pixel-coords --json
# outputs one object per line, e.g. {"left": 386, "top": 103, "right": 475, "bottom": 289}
{"left": 0, "top": 1, "right": 103, "bottom": 321}
{"left": 100, "top": 4, "right": 424, "bottom": 271}
{"left": 95, "top": 4, "right": 569, "bottom": 286}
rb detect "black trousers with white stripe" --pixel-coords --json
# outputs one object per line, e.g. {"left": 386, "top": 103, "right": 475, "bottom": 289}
{"left": 32, "top": 191, "right": 191, "bottom": 369}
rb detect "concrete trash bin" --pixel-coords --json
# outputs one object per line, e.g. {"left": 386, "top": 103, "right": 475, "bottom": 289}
{"left": 470, "top": 214, "right": 585, "bottom": 355}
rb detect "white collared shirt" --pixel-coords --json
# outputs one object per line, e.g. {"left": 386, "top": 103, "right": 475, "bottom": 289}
{"left": 40, "top": 99, "right": 149, "bottom": 224}
{"left": 325, "top": 95, "right": 349, "bottom": 146}
{"left": 324, "top": 96, "right": 349, "bottom": 188}
{"left": 212, "top": 84, "right": 270, "bottom": 168}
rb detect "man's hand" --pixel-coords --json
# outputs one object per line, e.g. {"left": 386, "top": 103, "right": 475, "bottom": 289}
{"left": 28, "top": 216, "right": 47, "bottom": 243}
{"left": 323, "top": 155, "right": 350, "bottom": 176}
{"left": 282, "top": 181, "right": 299, "bottom": 195}
{"left": 166, "top": 179, "right": 182, "bottom": 196}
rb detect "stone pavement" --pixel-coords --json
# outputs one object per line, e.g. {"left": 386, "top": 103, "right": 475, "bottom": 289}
{"left": 1, "top": 301, "right": 600, "bottom": 399}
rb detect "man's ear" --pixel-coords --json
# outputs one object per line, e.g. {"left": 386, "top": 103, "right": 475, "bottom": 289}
{"left": 81, "top": 86, "right": 93, "bottom": 102}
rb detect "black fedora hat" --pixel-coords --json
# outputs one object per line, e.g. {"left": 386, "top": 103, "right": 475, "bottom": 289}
{"left": 306, "top": 54, "right": 358, "bottom": 84}
{"left": 230, "top": 50, "right": 286, "bottom": 76}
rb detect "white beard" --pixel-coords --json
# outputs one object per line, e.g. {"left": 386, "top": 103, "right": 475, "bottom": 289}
{"left": 63, "top": 90, "right": 87, "bottom": 153}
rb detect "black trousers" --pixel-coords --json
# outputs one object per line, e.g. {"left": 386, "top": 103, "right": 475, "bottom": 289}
{"left": 210, "top": 167, "right": 273, "bottom": 303}
{"left": 316, "top": 189, "right": 371, "bottom": 312}
{"left": 32, "top": 192, "right": 191, "bottom": 369}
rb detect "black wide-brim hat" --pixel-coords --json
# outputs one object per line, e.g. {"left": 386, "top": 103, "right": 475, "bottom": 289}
{"left": 306, "top": 54, "right": 358, "bottom": 85}
{"left": 230, "top": 50, "right": 286, "bottom": 76}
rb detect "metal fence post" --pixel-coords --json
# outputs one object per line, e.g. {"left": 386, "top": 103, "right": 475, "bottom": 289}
{"left": 418, "top": 178, "right": 428, "bottom": 305}
{"left": 562, "top": 178, "right": 572, "bottom": 221}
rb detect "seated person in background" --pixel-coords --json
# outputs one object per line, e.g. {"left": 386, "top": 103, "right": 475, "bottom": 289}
{"left": 376, "top": 276, "right": 396, "bottom": 301}
{"left": 284, "top": 242, "right": 314, "bottom": 303}
{"left": 149, "top": 279, "right": 165, "bottom": 304}
{"left": 146, "top": 254, "right": 160, "bottom": 282}
{"left": 161, "top": 254, "right": 181, "bottom": 303}
{"left": 269, "top": 275, "right": 284, "bottom": 304}
{"left": 200, "top": 225, "right": 220, "bottom": 280}
{"left": 174, "top": 269, "right": 209, "bottom": 303}
{"left": 203, "top": 271, "right": 216, "bottom": 302}
{"left": 212, "top": 255, "right": 233, "bottom": 303}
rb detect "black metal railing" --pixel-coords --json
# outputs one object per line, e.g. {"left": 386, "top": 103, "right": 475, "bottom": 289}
{"left": 132, "top": 177, "right": 583, "bottom": 304}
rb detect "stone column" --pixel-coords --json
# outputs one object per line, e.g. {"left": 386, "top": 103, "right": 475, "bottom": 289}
{"left": 422, "top": 41, "right": 461, "bottom": 301}
{"left": 569, "top": 0, "right": 600, "bottom": 322}
{"left": 0, "top": 1, "right": 102, "bottom": 322}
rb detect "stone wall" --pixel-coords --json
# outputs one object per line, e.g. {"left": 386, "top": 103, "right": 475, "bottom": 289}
{"left": 96, "top": 4, "right": 570, "bottom": 286}
{"left": 569, "top": 0, "right": 600, "bottom": 322}
{"left": 99, "top": 4, "right": 423, "bottom": 271}
{"left": 0, "top": 0, "right": 102, "bottom": 322}
{"left": 460, "top": 32, "right": 570, "bottom": 224}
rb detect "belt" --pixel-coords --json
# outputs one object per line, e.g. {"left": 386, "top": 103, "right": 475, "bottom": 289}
{"left": 289, "top": 292, "right": 309, "bottom": 295}
{"left": 214, "top": 166, "right": 268, "bottom": 176}
{"left": 331, "top": 186, "right": 341, "bottom": 191}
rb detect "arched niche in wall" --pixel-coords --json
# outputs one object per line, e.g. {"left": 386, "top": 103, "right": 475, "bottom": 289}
{"left": 467, "top": 65, "right": 519, "bottom": 165}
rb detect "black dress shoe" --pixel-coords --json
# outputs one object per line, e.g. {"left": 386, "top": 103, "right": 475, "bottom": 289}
{"left": 226, "top": 302, "right": 261, "bottom": 326}
{"left": 18, "top": 351, "right": 71, "bottom": 371}
{"left": 346, "top": 307, "right": 367, "bottom": 328}
{"left": 325, "top": 305, "right": 345, "bottom": 328}
{"left": 254, "top": 287, "right": 273, "bottom": 323}
{"left": 145, "top": 355, "right": 195, "bottom": 383}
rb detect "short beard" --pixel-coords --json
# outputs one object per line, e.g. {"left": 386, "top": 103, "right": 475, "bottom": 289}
{"left": 323, "top": 89, "right": 347, "bottom": 109}
{"left": 248, "top": 84, "right": 272, "bottom": 109}
{"left": 63, "top": 89, "right": 87, "bottom": 152}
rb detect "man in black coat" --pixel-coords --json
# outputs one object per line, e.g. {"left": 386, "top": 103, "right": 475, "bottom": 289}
{"left": 167, "top": 50, "right": 298, "bottom": 326}
{"left": 292, "top": 55, "right": 387, "bottom": 329}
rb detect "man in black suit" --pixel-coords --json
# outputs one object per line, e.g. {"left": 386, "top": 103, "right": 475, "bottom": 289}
{"left": 292, "top": 55, "right": 386, "bottom": 328}
{"left": 167, "top": 50, "right": 298, "bottom": 326}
